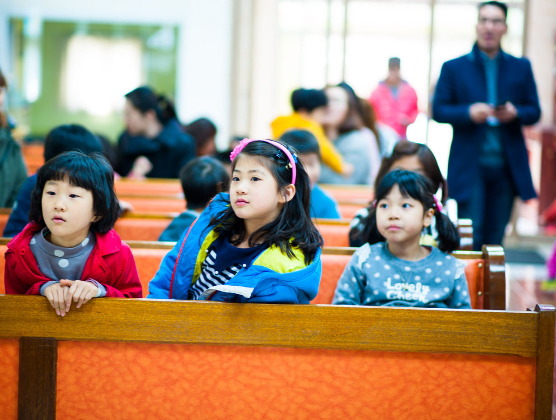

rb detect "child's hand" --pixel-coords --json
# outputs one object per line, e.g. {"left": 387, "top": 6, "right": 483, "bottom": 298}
{"left": 44, "top": 282, "right": 72, "bottom": 317}
{"left": 59, "top": 279, "right": 98, "bottom": 310}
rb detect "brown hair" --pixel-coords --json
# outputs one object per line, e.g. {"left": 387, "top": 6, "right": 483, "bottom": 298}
{"left": 332, "top": 83, "right": 364, "bottom": 135}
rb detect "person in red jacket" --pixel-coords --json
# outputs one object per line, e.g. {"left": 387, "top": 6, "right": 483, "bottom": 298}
{"left": 4, "top": 151, "right": 142, "bottom": 316}
{"left": 369, "top": 57, "right": 418, "bottom": 140}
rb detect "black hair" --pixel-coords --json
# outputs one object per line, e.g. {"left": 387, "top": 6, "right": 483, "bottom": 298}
{"left": 43, "top": 124, "right": 103, "bottom": 162}
{"left": 30, "top": 151, "right": 120, "bottom": 234}
{"left": 290, "top": 88, "right": 328, "bottom": 113}
{"left": 125, "top": 86, "right": 178, "bottom": 124}
{"left": 279, "top": 129, "right": 320, "bottom": 157}
{"left": 210, "top": 140, "right": 323, "bottom": 264}
{"left": 356, "top": 170, "right": 459, "bottom": 253}
{"left": 478, "top": 1, "right": 507, "bottom": 18}
{"left": 374, "top": 140, "right": 448, "bottom": 203}
{"left": 388, "top": 57, "right": 401, "bottom": 69}
{"left": 180, "top": 156, "right": 230, "bottom": 209}
{"left": 184, "top": 117, "right": 217, "bottom": 154}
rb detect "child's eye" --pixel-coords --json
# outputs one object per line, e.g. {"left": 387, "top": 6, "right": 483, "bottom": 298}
{"left": 250, "top": 177, "right": 260, "bottom": 181}
{"left": 45, "top": 191, "right": 55, "bottom": 196}
{"left": 232, "top": 176, "right": 240, "bottom": 182}
{"left": 402, "top": 203, "right": 412, "bottom": 208}
{"left": 378, "top": 203, "right": 388, "bottom": 209}
{"left": 69, "top": 194, "right": 81, "bottom": 199}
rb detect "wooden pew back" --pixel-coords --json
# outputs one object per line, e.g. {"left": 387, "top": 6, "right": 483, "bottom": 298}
{"left": 1, "top": 239, "right": 503, "bottom": 309}
{"left": 0, "top": 296, "right": 553, "bottom": 420}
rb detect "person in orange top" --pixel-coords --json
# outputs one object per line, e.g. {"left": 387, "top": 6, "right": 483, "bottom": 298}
{"left": 271, "top": 88, "right": 352, "bottom": 177}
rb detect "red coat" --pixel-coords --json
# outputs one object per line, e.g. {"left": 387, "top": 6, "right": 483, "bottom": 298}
{"left": 4, "top": 222, "right": 142, "bottom": 297}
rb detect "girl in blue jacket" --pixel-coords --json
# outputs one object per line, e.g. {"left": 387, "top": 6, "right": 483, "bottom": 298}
{"left": 148, "top": 138, "right": 323, "bottom": 303}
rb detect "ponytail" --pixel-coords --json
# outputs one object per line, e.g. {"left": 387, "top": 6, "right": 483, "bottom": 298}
{"left": 156, "top": 94, "right": 178, "bottom": 124}
{"left": 433, "top": 212, "right": 460, "bottom": 253}
{"left": 349, "top": 205, "right": 385, "bottom": 247}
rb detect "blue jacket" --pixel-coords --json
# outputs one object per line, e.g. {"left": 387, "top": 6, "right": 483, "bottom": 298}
{"left": 432, "top": 43, "right": 541, "bottom": 202}
{"left": 3, "top": 174, "right": 36, "bottom": 237}
{"left": 148, "top": 193, "right": 322, "bottom": 303}
{"left": 310, "top": 184, "right": 341, "bottom": 219}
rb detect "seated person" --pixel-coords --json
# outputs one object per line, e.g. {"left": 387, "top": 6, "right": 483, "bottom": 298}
{"left": 184, "top": 117, "right": 217, "bottom": 156}
{"left": 3, "top": 124, "right": 103, "bottom": 237}
{"left": 271, "top": 88, "right": 352, "bottom": 177}
{"left": 333, "top": 170, "right": 469, "bottom": 309}
{"left": 158, "top": 156, "right": 230, "bottom": 242}
{"left": 115, "top": 86, "right": 195, "bottom": 178}
{"left": 279, "top": 129, "right": 341, "bottom": 219}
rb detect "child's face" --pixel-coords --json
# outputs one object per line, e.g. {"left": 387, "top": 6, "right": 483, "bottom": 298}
{"left": 41, "top": 176, "right": 98, "bottom": 247}
{"left": 299, "top": 152, "right": 320, "bottom": 187}
{"left": 230, "top": 154, "right": 293, "bottom": 234}
{"left": 376, "top": 184, "right": 433, "bottom": 248}
{"left": 390, "top": 155, "right": 426, "bottom": 176}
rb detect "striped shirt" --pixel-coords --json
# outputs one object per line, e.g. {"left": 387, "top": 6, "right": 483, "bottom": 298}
{"left": 189, "top": 234, "right": 265, "bottom": 300}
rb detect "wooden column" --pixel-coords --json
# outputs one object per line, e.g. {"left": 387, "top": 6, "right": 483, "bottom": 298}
{"left": 19, "top": 337, "right": 58, "bottom": 420}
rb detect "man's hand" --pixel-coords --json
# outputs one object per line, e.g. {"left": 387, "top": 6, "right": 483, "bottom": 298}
{"left": 469, "top": 102, "right": 494, "bottom": 124}
{"left": 494, "top": 101, "right": 518, "bottom": 123}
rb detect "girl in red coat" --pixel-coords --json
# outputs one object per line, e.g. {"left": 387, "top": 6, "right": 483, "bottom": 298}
{"left": 4, "top": 151, "right": 142, "bottom": 316}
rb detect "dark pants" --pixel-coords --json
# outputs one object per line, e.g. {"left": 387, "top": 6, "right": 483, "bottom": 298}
{"left": 457, "top": 164, "right": 516, "bottom": 251}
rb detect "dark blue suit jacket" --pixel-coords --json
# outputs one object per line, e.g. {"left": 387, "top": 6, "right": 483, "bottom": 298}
{"left": 432, "top": 43, "right": 541, "bottom": 202}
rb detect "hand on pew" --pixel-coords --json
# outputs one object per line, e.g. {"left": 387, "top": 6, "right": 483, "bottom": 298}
{"left": 44, "top": 279, "right": 98, "bottom": 317}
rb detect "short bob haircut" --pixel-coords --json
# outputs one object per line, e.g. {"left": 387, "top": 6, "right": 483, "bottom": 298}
{"left": 210, "top": 139, "right": 322, "bottom": 264}
{"left": 291, "top": 88, "right": 328, "bottom": 113}
{"left": 180, "top": 156, "right": 230, "bottom": 209}
{"left": 30, "top": 151, "right": 120, "bottom": 234}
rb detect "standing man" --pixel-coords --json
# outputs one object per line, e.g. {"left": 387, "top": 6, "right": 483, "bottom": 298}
{"left": 432, "top": 1, "right": 541, "bottom": 250}
{"left": 369, "top": 57, "right": 418, "bottom": 140}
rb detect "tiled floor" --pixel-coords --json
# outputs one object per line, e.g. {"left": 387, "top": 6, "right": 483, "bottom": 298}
{"left": 504, "top": 232, "right": 555, "bottom": 418}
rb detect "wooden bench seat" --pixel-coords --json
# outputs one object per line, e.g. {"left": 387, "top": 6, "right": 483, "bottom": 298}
{"left": 0, "top": 296, "right": 552, "bottom": 419}
{"left": 1, "top": 238, "right": 501, "bottom": 308}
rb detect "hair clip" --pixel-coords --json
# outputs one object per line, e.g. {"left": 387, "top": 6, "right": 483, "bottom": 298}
{"left": 432, "top": 195, "right": 443, "bottom": 213}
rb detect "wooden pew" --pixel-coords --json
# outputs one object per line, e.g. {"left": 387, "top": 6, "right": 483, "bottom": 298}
{"left": 0, "top": 208, "right": 9, "bottom": 237}
{"left": 311, "top": 245, "right": 506, "bottom": 310}
{"left": 1, "top": 237, "right": 493, "bottom": 307}
{"left": 320, "top": 183, "right": 373, "bottom": 203}
{"left": 0, "top": 296, "right": 553, "bottom": 419}
{"left": 21, "top": 143, "right": 44, "bottom": 175}
{"left": 114, "top": 213, "right": 175, "bottom": 241}
{"left": 115, "top": 178, "right": 181, "bottom": 196}
{"left": 120, "top": 241, "right": 504, "bottom": 310}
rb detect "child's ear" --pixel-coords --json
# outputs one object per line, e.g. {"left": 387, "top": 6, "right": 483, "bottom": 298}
{"left": 279, "top": 184, "right": 296, "bottom": 203}
{"left": 422, "top": 208, "right": 434, "bottom": 228}
{"left": 91, "top": 214, "right": 102, "bottom": 223}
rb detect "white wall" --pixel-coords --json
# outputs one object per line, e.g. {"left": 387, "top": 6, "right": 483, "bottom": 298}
{"left": 526, "top": 0, "right": 555, "bottom": 125}
{"left": 0, "top": 0, "right": 233, "bottom": 147}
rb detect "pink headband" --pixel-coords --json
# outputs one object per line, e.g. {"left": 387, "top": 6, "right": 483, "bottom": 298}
{"left": 230, "top": 138, "right": 297, "bottom": 185}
